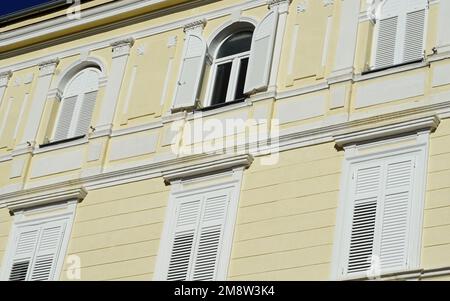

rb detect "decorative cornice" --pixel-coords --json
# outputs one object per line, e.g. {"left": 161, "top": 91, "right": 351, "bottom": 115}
{"left": 183, "top": 18, "right": 207, "bottom": 34}
{"left": 162, "top": 154, "right": 254, "bottom": 184}
{"left": 333, "top": 115, "right": 440, "bottom": 148}
{"left": 0, "top": 71, "right": 12, "bottom": 87}
{"left": 111, "top": 37, "right": 135, "bottom": 58}
{"left": 0, "top": 185, "right": 87, "bottom": 211}
{"left": 38, "top": 58, "right": 59, "bottom": 76}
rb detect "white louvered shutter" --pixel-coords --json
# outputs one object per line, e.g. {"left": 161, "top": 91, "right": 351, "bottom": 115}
{"left": 373, "top": 0, "right": 427, "bottom": 69}
{"left": 375, "top": 17, "right": 399, "bottom": 69}
{"left": 54, "top": 95, "right": 77, "bottom": 141}
{"left": 172, "top": 33, "right": 207, "bottom": 110}
{"left": 192, "top": 191, "right": 229, "bottom": 281}
{"left": 344, "top": 155, "right": 416, "bottom": 277}
{"left": 167, "top": 198, "right": 202, "bottom": 281}
{"left": 244, "top": 9, "right": 278, "bottom": 95}
{"left": 346, "top": 164, "right": 382, "bottom": 275}
{"left": 403, "top": 8, "right": 426, "bottom": 63}
{"left": 379, "top": 158, "right": 414, "bottom": 270}
{"left": 8, "top": 228, "right": 40, "bottom": 281}
{"left": 166, "top": 188, "right": 230, "bottom": 281}
{"left": 30, "top": 222, "right": 66, "bottom": 281}
{"left": 74, "top": 91, "right": 97, "bottom": 137}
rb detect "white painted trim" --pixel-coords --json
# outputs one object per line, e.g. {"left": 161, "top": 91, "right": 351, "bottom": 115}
{"left": 0, "top": 185, "right": 87, "bottom": 211}
{"left": 162, "top": 153, "right": 253, "bottom": 183}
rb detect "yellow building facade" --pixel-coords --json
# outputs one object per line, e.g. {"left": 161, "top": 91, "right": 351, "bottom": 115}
{"left": 0, "top": 0, "right": 450, "bottom": 281}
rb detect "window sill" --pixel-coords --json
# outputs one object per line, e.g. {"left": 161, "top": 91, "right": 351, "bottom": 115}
{"left": 356, "top": 59, "right": 427, "bottom": 82}
{"left": 189, "top": 98, "right": 252, "bottom": 119}
{"left": 34, "top": 135, "right": 88, "bottom": 154}
{"left": 197, "top": 98, "right": 246, "bottom": 112}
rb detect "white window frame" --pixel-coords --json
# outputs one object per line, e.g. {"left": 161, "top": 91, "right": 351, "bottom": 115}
{"left": 52, "top": 67, "right": 100, "bottom": 141}
{"left": 332, "top": 131, "right": 429, "bottom": 280}
{"left": 0, "top": 200, "right": 77, "bottom": 281}
{"left": 204, "top": 32, "right": 252, "bottom": 107}
{"left": 154, "top": 168, "right": 244, "bottom": 281}
{"left": 370, "top": 0, "right": 429, "bottom": 69}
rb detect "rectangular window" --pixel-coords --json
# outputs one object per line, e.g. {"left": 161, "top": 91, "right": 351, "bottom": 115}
{"left": 1, "top": 206, "right": 75, "bottom": 281}
{"left": 155, "top": 173, "right": 242, "bottom": 281}
{"left": 334, "top": 137, "right": 428, "bottom": 279}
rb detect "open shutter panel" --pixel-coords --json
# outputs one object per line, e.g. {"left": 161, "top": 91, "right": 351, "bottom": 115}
{"left": 172, "top": 34, "right": 207, "bottom": 110}
{"left": 74, "top": 91, "right": 97, "bottom": 137}
{"left": 243, "top": 9, "right": 278, "bottom": 95}
{"left": 54, "top": 95, "right": 77, "bottom": 141}
{"left": 375, "top": 16, "right": 399, "bottom": 69}
{"left": 8, "top": 228, "right": 40, "bottom": 281}
{"left": 346, "top": 165, "right": 382, "bottom": 275}
{"left": 166, "top": 199, "right": 202, "bottom": 281}
{"left": 403, "top": 9, "right": 426, "bottom": 63}
{"left": 379, "top": 158, "right": 414, "bottom": 271}
{"left": 30, "top": 221, "right": 66, "bottom": 281}
{"left": 192, "top": 191, "right": 229, "bottom": 281}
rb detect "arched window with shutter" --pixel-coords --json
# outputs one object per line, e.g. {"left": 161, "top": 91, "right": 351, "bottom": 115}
{"left": 371, "top": 0, "right": 428, "bottom": 70}
{"left": 53, "top": 67, "right": 100, "bottom": 142}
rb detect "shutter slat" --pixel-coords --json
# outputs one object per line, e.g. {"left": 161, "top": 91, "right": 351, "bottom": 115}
{"left": 403, "top": 9, "right": 425, "bottom": 63}
{"left": 54, "top": 95, "right": 77, "bottom": 141}
{"left": 375, "top": 16, "right": 399, "bottom": 69}
{"left": 74, "top": 91, "right": 97, "bottom": 137}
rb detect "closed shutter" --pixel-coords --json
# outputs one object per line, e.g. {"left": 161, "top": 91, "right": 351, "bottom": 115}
{"left": 7, "top": 220, "right": 67, "bottom": 281}
{"left": 172, "top": 34, "right": 207, "bottom": 110}
{"left": 54, "top": 95, "right": 77, "bottom": 141}
{"left": 192, "top": 192, "right": 228, "bottom": 281}
{"left": 403, "top": 9, "right": 426, "bottom": 62}
{"left": 347, "top": 165, "right": 381, "bottom": 274}
{"left": 166, "top": 189, "right": 230, "bottom": 281}
{"left": 244, "top": 9, "right": 278, "bottom": 95}
{"left": 30, "top": 222, "right": 66, "bottom": 281}
{"left": 379, "top": 159, "right": 414, "bottom": 270}
{"left": 373, "top": 0, "right": 427, "bottom": 69}
{"left": 167, "top": 199, "right": 201, "bottom": 281}
{"left": 344, "top": 155, "right": 416, "bottom": 277}
{"left": 74, "top": 91, "right": 97, "bottom": 137}
{"left": 374, "top": 17, "right": 399, "bottom": 69}
{"left": 8, "top": 228, "right": 39, "bottom": 281}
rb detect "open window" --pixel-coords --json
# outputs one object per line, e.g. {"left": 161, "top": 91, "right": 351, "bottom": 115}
{"left": 172, "top": 10, "right": 279, "bottom": 111}
{"left": 370, "top": 0, "right": 428, "bottom": 71}
{"left": 204, "top": 30, "right": 253, "bottom": 107}
{"left": 51, "top": 67, "right": 100, "bottom": 142}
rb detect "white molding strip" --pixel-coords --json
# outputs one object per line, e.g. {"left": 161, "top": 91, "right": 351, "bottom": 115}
{"left": 0, "top": 185, "right": 87, "bottom": 211}
{"left": 162, "top": 153, "right": 253, "bottom": 184}
{"left": 334, "top": 115, "right": 440, "bottom": 147}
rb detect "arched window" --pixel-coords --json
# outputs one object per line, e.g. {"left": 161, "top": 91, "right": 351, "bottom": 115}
{"left": 207, "top": 30, "right": 253, "bottom": 106}
{"left": 372, "top": 0, "right": 428, "bottom": 69}
{"left": 53, "top": 67, "right": 100, "bottom": 141}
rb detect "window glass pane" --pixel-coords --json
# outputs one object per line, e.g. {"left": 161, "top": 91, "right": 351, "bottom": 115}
{"left": 211, "top": 62, "right": 232, "bottom": 105}
{"left": 217, "top": 31, "right": 253, "bottom": 59}
{"left": 234, "top": 57, "right": 249, "bottom": 101}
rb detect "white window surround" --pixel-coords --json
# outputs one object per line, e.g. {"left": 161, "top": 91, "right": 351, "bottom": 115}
{"left": 154, "top": 154, "right": 252, "bottom": 281}
{"left": 370, "top": 0, "right": 429, "bottom": 70}
{"left": 331, "top": 125, "right": 433, "bottom": 280}
{"left": 0, "top": 200, "right": 77, "bottom": 281}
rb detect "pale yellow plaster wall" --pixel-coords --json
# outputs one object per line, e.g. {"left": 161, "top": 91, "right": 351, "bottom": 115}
{"left": 60, "top": 177, "right": 170, "bottom": 281}
{"left": 228, "top": 142, "right": 342, "bottom": 280}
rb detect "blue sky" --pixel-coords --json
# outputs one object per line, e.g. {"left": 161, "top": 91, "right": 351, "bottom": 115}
{"left": 0, "top": 0, "right": 59, "bottom": 18}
